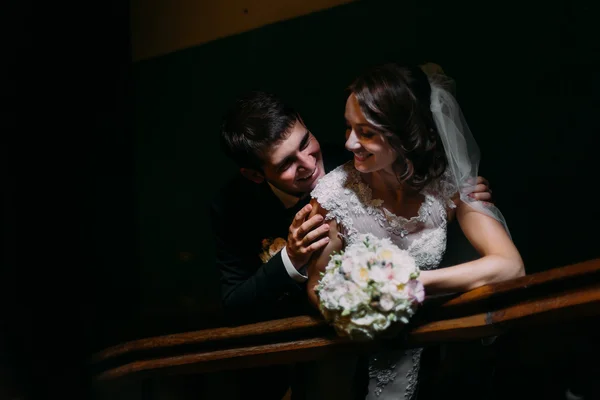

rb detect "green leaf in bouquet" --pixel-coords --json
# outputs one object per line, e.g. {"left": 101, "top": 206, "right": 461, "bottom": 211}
{"left": 363, "top": 236, "right": 371, "bottom": 248}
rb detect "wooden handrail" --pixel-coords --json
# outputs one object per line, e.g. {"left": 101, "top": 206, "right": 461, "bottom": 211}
{"left": 91, "top": 315, "right": 327, "bottom": 363}
{"left": 427, "top": 258, "right": 600, "bottom": 309}
{"left": 91, "top": 258, "right": 600, "bottom": 382}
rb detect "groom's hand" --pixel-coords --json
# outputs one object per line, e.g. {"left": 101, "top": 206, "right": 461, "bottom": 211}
{"left": 287, "top": 204, "right": 330, "bottom": 269}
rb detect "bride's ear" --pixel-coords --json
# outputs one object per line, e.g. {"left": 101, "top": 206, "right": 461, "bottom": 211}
{"left": 240, "top": 168, "right": 265, "bottom": 184}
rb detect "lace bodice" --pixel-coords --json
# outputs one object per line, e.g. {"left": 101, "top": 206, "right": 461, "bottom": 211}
{"left": 312, "top": 162, "right": 457, "bottom": 270}
{"left": 311, "top": 161, "right": 458, "bottom": 399}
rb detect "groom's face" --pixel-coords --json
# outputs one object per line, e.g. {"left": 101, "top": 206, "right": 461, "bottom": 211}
{"left": 260, "top": 119, "right": 325, "bottom": 196}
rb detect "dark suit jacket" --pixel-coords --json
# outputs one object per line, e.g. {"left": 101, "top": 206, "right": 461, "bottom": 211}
{"left": 210, "top": 143, "right": 351, "bottom": 325}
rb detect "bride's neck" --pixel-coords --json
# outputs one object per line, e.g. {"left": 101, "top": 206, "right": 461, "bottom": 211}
{"left": 362, "top": 168, "right": 408, "bottom": 199}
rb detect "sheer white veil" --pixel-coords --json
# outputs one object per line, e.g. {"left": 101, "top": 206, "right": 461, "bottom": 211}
{"left": 427, "top": 74, "right": 511, "bottom": 239}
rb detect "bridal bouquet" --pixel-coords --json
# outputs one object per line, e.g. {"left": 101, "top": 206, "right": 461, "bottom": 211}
{"left": 315, "top": 233, "right": 424, "bottom": 340}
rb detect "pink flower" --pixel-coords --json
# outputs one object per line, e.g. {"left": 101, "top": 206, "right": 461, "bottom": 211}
{"left": 407, "top": 280, "right": 425, "bottom": 303}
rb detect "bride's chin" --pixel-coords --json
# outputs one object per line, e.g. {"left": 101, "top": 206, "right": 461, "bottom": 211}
{"left": 353, "top": 162, "right": 371, "bottom": 173}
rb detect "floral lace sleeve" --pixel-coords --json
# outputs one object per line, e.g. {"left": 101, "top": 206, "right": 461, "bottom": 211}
{"left": 310, "top": 163, "right": 360, "bottom": 242}
{"left": 310, "top": 163, "right": 351, "bottom": 222}
{"left": 426, "top": 168, "right": 458, "bottom": 210}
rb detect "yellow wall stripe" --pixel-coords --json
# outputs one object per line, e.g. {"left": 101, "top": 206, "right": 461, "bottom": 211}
{"left": 131, "top": 0, "right": 356, "bottom": 62}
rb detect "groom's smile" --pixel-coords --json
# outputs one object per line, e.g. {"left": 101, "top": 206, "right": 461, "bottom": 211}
{"left": 262, "top": 119, "right": 325, "bottom": 196}
{"left": 297, "top": 166, "right": 318, "bottom": 181}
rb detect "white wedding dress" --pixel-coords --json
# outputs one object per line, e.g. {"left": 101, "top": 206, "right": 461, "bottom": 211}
{"left": 311, "top": 161, "right": 458, "bottom": 400}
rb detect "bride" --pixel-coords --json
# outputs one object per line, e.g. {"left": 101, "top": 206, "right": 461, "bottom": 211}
{"left": 306, "top": 63, "right": 525, "bottom": 399}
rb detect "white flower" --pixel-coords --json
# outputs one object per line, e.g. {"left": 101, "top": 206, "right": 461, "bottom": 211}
{"left": 372, "top": 316, "right": 392, "bottom": 332}
{"left": 391, "top": 266, "right": 412, "bottom": 285}
{"left": 339, "top": 283, "right": 368, "bottom": 310}
{"left": 378, "top": 294, "right": 395, "bottom": 312}
{"left": 376, "top": 246, "right": 395, "bottom": 262}
{"left": 337, "top": 255, "right": 353, "bottom": 275}
{"left": 351, "top": 312, "right": 380, "bottom": 327}
{"left": 368, "top": 265, "right": 390, "bottom": 283}
{"left": 316, "top": 233, "right": 424, "bottom": 340}
{"left": 350, "top": 265, "right": 370, "bottom": 288}
{"left": 380, "top": 282, "right": 398, "bottom": 296}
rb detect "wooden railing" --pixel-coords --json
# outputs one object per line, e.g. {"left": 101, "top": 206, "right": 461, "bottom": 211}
{"left": 91, "top": 258, "right": 600, "bottom": 383}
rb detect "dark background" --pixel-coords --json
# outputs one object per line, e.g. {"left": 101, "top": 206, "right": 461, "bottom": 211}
{"left": 3, "top": 0, "right": 599, "bottom": 398}
{"left": 131, "top": 0, "right": 599, "bottom": 323}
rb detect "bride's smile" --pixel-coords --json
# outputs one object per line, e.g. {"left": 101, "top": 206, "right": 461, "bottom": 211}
{"left": 344, "top": 93, "right": 397, "bottom": 175}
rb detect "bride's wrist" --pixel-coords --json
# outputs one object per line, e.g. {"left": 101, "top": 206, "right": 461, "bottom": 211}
{"left": 419, "top": 270, "right": 431, "bottom": 289}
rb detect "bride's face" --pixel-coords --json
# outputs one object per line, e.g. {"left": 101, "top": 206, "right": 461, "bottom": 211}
{"left": 344, "top": 93, "right": 397, "bottom": 174}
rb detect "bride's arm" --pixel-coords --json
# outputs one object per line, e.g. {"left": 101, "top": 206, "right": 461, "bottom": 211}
{"left": 420, "top": 202, "right": 525, "bottom": 294}
{"left": 306, "top": 198, "right": 344, "bottom": 308}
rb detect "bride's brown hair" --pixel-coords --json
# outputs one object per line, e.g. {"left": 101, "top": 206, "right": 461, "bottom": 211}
{"left": 349, "top": 64, "right": 447, "bottom": 191}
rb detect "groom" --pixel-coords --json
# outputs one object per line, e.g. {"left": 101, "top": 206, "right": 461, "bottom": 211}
{"left": 212, "top": 90, "right": 350, "bottom": 326}
{"left": 210, "top": 89, "right": 494, "bottom": 399}
{"left": 211, "top": 90, "right": 363, "bottom": 400}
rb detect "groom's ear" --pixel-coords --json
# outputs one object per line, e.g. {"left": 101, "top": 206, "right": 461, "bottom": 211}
{"left": 240, "top": 168, "right": 265, "bottom": 184}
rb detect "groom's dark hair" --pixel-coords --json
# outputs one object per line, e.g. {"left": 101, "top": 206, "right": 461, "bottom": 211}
{"left": 220, "top": 91, "right": 301, "bottom": 170}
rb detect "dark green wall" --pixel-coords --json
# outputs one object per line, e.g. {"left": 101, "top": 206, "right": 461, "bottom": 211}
{"left": 5, "top": 2, "right": 596, "bottom": 395}
{"left": 132, "top": 0, "right": 598, "bottom": 322}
